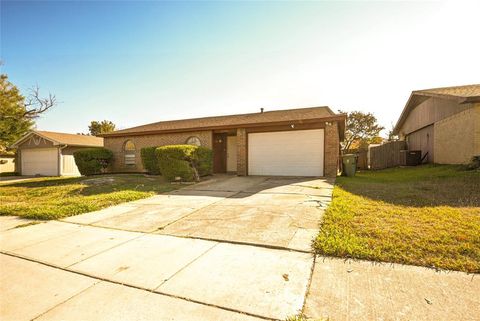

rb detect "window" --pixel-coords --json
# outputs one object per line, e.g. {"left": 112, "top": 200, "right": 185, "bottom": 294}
{"left": 124, "top": 140, "right": 136, "bottom": 166}
{"left": 186, "top": 136, "right": 201, "bottom": 146}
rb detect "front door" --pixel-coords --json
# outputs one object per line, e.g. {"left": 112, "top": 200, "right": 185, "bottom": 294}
{"left": 213, "top": 133, "right": 227, "bottom": 173}
{"left": 226, "top": 136, "right": 238, "bottom": 172}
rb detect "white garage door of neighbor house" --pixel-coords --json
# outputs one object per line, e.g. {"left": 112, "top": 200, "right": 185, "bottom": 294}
{"left": 21, "top": 148, "right": 58, "bottom": 176}
{"left": 248, "top": 129, "right": 324, "bottom": 176}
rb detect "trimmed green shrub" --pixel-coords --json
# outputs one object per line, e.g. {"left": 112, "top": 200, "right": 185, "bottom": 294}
{"left": 155, "top": 145, "right": 213, "bottom": 182}
{"left": 196, "top": 146, "right": 213, "bottom": 176}
{"left": 140, "top": 147, "right": 161, "bottom": 175}
{"left": 156, "top": 145, "right": 195, "bottom": 181}
{"left": 73, "top": 148, "right": 113, "bottom": 176}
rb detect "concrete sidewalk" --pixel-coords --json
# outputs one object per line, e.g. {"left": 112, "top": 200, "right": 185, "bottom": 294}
{"left": 0, "top": 254, "right": 262, "bottom": 321}
{"left": 2, "top": 217, "right": 478, "bottom": 321}
{"left": 0, "top": 221, "right": 312, "bottom": 320}
{"left": 304, "top": 257, "right": 480, "bottom": 321}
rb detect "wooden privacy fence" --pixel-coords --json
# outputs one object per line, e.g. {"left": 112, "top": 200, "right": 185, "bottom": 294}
{"left": 370, "top": 141, "right": 406, "bottom": 170}
{"left": 345, "top": 149, "right": 368, "bottom": 170}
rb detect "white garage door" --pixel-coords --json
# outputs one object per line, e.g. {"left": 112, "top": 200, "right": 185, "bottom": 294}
{"left": 21, "top": 148, "right": 58, "bottom": 176}
{"left": 248, "top": 129, "right": 324, "bottom": 176}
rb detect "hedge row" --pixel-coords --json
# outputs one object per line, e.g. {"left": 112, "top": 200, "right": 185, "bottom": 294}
{"left": 73, "top": 145, "right": 212, "bottom": 181}
{"left": 73, "top": 148, "right": 113, "bottom": 175}
{"left": 155, "top": 145, "right": 213, "bottom": 182}
{"left": 140, "top": 147, "right": 161, "bottom": 175}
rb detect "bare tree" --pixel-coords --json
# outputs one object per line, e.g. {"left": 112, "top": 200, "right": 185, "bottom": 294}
{"left": 1, "top": 74, "right": 57, "bottom": 152}
{"left": 23, "top": 85, "right": 57, "bottom": 119}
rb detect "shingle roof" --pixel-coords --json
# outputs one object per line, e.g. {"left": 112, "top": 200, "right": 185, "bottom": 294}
{"left": 27, "top": 131, "right": 104, "bottom": 147}
{"left": 393, "top": 84, "right": 480, "bottom": 134}
{"left": 413, "top": 84, "right": 480, "bottom": 100}
{"left": 103, "top": 106, "right": 342, "bottom": 136}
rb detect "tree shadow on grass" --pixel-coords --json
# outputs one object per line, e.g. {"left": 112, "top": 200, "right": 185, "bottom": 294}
{"left": 3, "top": 174, "right": 175, "bottom": 197}
{"left": 337, "top": 165, "right": 480, "bottom": 208}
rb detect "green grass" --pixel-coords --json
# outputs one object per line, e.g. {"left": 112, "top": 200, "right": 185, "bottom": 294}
{"left": 314, "top": 165, "right": 480, "bottom": 273}
{"left": 0, "top": 174, "right": 179, "bottom": 220}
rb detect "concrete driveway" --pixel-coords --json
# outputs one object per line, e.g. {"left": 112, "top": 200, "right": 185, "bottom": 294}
{"left": 64, "top": 175, "right": 334, "bottom": 252}
{"left": 1, "top": 175, "right": 478, "bottom": 321}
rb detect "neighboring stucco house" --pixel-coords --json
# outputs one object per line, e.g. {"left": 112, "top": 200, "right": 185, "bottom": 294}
{"left": 0, "top": 153, "right": 16, "bottom": 174}
{"left": 11, "top": 131, "right": 104, "bottom": 176}
{"left": 101, "top": 107, "right": 346, "bottom": 177}
{"left": 393, "top": 84, "right": 480, "bottom": 164}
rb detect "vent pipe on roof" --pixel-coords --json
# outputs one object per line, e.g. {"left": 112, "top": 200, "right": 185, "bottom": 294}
{"left": 260, "top": 108, "right": 264, "bottom": 113}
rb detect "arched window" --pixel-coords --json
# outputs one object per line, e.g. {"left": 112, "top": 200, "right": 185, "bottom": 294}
{"left": 124, "top": 140, "right": 136, "bottom": 166}
{"left": 186, "top": 136, "right": 201, "bottom": 146}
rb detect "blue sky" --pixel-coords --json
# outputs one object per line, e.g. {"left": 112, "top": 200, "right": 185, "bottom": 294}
{"left": 1, "top": 0, "right": 479, "bottom": 134}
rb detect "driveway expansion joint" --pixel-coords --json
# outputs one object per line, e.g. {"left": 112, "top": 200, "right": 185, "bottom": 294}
{"left": 58, "top": 212, "right": 317, "bottom": 254}
{"left": 300, "top": 254, "right": 317, "bottom": 316}
{"left": 64, "top": 233, "right": 145, "bottom": 269}
{"left": 0, "top": 251, "right": 278, "bottom": 321}
{"left": 153, "top": 242, "right": 220, "bottom": 290}
{"left": 30, "top": 281, "right": 101, "bottom": 321}
{"left": 154, "top": 191, "right": 240, "bottom": 230}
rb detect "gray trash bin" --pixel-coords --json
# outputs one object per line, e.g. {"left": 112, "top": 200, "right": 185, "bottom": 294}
{"left": 342, "top": 154, "right": 357, "bottom": 177}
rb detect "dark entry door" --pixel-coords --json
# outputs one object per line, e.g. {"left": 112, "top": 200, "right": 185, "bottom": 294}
{"left": 213, "top": 133, "right": 227, "bottom": 173}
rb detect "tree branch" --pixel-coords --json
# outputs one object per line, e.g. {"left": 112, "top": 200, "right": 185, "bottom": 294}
{"left": 23, "top": 85, "right": 56, "bottom": 119}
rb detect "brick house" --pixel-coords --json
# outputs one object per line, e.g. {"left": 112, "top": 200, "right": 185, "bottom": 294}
{"left": 101, "top": 107, "right": 346, "bottom": 177}
{"left": 393, "top": 84, "right": 480, "bottom": 164}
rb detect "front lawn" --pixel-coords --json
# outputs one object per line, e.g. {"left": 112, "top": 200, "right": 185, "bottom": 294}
{"left": 0, "top": 174, "right": 179, "bottom": 220}
{"left": 314, "top": 165, "right": 480, "bottom": 273}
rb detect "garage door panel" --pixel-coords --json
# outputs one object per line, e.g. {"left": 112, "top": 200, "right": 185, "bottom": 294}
{"left": 21, "top": 148, "right": 58, "bottom": 176}
{"left": 248, "top": 129, "right": 324, "bottom": 177}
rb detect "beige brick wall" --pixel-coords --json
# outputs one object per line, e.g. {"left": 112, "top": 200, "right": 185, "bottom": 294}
{"left": 104, "top": 123, "right": 342, "bottom": 177}
{"left": 475, "top": 103, "right": 480, "bottom": 157}
{"left": 434, "top": 104, "right": 480, "bottom": 164}
{"left": 236, "top": 128, "right": 247, "bottom": 176}
{"left": 324, "top": 122, "right": 340, "bottom": 177}
{"left": 104, "top": 131, "right": 212, "bottom": 172}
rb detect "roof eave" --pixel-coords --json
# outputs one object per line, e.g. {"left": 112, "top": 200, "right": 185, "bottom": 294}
{"left": 461, "top": 96, "right": 480, "bottom": 104}
{"left": 100, "top": 115, "right": 347, "bottom": 138}
{"left": 65, "top": 143, "right": 104, "bottom": 148}
{"left": 392, "top": 93, "right": 415, "bottom": 135}
{"left": 393, "top": 92, "right": 480, "bottom": 135}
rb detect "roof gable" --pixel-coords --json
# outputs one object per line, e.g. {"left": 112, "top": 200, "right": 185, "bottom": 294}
{"left": 11, "top": 131, "right": 104, "bottom": 148}
{"left": 393, "top": 84, "right": 480, "bottom": 134}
